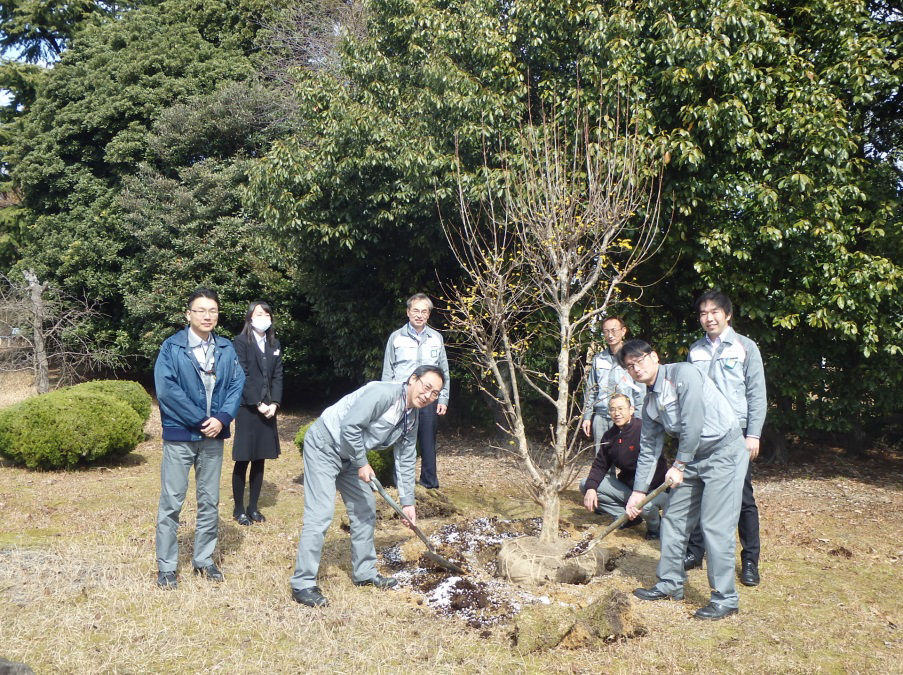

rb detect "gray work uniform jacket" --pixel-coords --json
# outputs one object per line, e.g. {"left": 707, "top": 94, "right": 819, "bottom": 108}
{"left": 582, "top": 349, "right": 645, "bottom": 422}
{"left": 382, "top": 323, "right": 450, "bottom": 406}
{"left": 316, "top": 381, "right": 419, "bottom": 506}
{"left": 687, "top": 326, "right": 767, "bottom": 437}
{"left": 634, "top": 362, "right": 742, "bottom": 493}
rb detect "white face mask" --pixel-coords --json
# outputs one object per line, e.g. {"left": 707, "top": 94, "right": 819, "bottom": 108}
{"left": 251, "top": 316, "right": 272, "bottom": 333}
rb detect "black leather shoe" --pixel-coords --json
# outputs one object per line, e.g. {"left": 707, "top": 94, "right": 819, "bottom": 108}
{"left": 234, "top": 513, "right": 251, "bottom": 526}
{"left": 156, "top": 571, "right": 178, "bottom": 589}
{"left": 740, "top": 560, "right": 760, "bottom": 586}
{"left": 620, "top": 516, "right": 643, "bottom": 530}
{"left": 292, "top": 586, "right": 329, "bottom": 607}
{"left": 248, "top": 511, "right": 266, "bottom": 523}
{"left": 193, "top": 564, "right": 224, "bottom": 582}
{"left": 644, "top": 529, "right": 660, "bottom": 541}
{"left": 694, "top": 602, "right": 738, "bottom": 620}
{"left": 633, "top": 587, "right": 682, "bottom": 601}
{"left": 353, "top": 574, "right": 398, "bottom": 589}
{"left": 684, "top": 552, "right": 704, "bottom": 570}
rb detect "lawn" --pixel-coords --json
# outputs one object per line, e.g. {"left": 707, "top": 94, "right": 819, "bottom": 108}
{"left": 1, "top": 377, "right": 901, "bottom": 673}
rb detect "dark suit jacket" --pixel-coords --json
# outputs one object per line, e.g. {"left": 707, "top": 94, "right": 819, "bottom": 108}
{"left": 233, "top": 332, "right": 283, "bottom": 408}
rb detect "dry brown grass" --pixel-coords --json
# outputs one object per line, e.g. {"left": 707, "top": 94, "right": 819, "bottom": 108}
{"left": 1, "top": 381, "right": 902, "bottom": 673}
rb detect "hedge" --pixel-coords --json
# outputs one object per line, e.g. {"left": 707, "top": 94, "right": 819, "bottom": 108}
{"left": 0, "top": 389, "right": 144, "bottom": 469}
{"left": 70, "top": 380, "right": 153, "bottom": 422}
{"left": 295, "top": 420, "right": 396, "bottom": 487}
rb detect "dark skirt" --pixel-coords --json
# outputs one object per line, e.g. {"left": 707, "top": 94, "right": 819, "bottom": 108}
{"left": 232, "top": 405, "right": 281, "bottom": 461}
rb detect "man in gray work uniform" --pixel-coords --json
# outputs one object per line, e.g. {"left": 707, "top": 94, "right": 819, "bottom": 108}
{"left": 684, "top": 290, "right": 766, "bottom": 586}
{"left": 581, "top": 316, "right": 645, "bottom": 452}
{"left": 290, "top": 365, "right": 446, "bottom": 608}
{"left": 382, "top": 293, "right": 450, "bottom": 489}
{"left": 622, "top": 339, "right": 748, "bottom": 620}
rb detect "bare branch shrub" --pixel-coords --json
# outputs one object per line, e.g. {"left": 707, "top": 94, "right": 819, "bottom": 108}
{"left": 442, "top": 100, "right": 668, "bottom": 543}
{"left": 0, "top": 271, "right": 125, "bottom": 393}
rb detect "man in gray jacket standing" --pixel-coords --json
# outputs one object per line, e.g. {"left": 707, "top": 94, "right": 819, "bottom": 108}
{"left": 581, "top": 316, "right": 645, "bottom": 452}
{"left": 290, "top": 365, "right": 446, "bottom": 608}
{"left": 382, "top": 293, "right": 450, "bottom": 489}
{"left": 684, "top": 290, "right": 766, "bottom": 586}
{"left": 622, "top": 339, "right": 748, "bottom": 620}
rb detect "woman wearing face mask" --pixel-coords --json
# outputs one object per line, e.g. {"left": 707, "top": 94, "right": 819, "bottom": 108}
{"left": 231, "top": 301, "right": 284, "bottom": 525}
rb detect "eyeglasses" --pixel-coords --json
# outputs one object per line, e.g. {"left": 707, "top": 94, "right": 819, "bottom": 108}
{"left": 609, "top": 405, "right": 632, "bottom": 414}
{"left": 188, "top": 309, "right": 219, "bottom": 317}
{"left": 602, "top": 328, "right": 624, "bottom": 335}
{"left": 420, "top": 382, "right": 440, "bottom": 400}
{"left": 623, "top": 352, "right": 651, "bottom": 373}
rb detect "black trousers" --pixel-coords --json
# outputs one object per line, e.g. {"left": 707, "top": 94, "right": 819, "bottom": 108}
{"left": 417, "top": 401, "right": 440, "bottom": 488}
{"left": 686, "top": 454, "right": 760, "bottom": 564}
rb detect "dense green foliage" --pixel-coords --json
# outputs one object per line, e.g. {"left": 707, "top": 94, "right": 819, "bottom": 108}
{"left": 248, "top": 0, "right": 902, "bottom": 439}
{"left": 70, "top": 379, "right": 152, "bottom": 421}
{"left": 0, "top": 0, "right": 900, "bottom": 444}
{"left": 0, "top": 389, "right": 143, "bottom": 469}
{"left": 294, "top": 420, "right": 396, "bottom": 486}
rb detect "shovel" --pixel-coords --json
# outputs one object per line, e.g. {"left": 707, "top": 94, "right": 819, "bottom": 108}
{"left": 368, "top": 476, "right": 467, "bottom": 576}
{"left": 565, "top": 478, "right": 673, "bottom": 559}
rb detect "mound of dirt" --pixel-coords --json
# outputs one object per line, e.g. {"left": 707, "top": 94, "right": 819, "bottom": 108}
{"left": 512, "top": 590, "right": 644, "bottom": 653}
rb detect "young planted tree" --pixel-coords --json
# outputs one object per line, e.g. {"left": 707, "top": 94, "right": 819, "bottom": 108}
{"left": 444, "top": 104, "right": 667, "bottom": 546}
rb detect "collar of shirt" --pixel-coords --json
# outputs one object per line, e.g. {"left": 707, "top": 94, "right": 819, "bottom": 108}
{"left": 253, "top": 330, "right": 267, "bottom": 351}
{"left": 405, "top": 323, "right": 427, "bottom": 342}
{"left": 705, "top": 335, "right": 722, "bottom": 351}
{"left": 187, "top": 327, "right": 213, "bottom": 349}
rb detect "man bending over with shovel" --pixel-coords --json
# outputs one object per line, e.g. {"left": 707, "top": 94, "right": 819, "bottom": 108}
{"left": 620, "top": 339, "right": 748, "bottom": 620}
{"left": 290, "top": 365, "right": 446, "bottom": 608}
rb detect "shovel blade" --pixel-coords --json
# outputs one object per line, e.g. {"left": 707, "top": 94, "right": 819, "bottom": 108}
{"left": 425, "top": 550, "right": 466, "bottom": 576}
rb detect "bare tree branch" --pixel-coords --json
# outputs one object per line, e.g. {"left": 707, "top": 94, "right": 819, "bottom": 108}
{"left": 441, "top": 94, "right": 670, "bottom": 543}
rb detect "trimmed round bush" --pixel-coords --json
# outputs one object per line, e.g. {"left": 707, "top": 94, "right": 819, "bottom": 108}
{"left": 0, "top": 389, "right": 144, "bottom": 469}
{"left": 70, "top": 380, "right": 152, "bottom": 422}
{"left": 295, "top": 419, "right": 396, "bottom": 486}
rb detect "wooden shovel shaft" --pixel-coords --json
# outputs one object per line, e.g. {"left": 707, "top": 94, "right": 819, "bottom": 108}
{"left": 571, "top": 478, "right": 673, "bottom": 558}
{"left": 368, "top": 476, "right": 466, "bottom": 575}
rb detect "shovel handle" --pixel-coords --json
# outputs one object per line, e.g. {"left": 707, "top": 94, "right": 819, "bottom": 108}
{"left": 575, "top": 477, "right": 673, "bottom": 557}
{"left": 368, "top": 476, "right": 433, "bottom": 550}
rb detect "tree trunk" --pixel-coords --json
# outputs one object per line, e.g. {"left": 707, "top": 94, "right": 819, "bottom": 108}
{"left": 23, "top": 270, "right": 49, "bottom": 394}
{"left": 537, "top": 487, "right": 561, "bottom": 545}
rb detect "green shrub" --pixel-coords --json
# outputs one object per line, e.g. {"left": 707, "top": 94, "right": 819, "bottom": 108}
{"left": 295, "top": 419, "right": 395, "bottom": 486}
{"left": 70, "top": 380, "right": 153, "bottom": 422}
{"left": 0, "top": 390, "right": 144, "bottom": 469}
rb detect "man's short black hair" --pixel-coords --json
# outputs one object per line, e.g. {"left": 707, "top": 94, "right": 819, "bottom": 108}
{"left": 411, "top": 364, "right": 445, "bottom": 387}
{"left": 695, "top": 289, "right": 732, "bottom": 317}
{"left": 617, "top": 339, "right": 653, "bottom": 368}
{"left": 187, "top": 287, "right": 219, "bottom": 309}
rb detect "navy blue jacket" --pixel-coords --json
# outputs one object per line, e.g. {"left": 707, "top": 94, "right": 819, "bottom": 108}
{"left": 154, "top": 328, "right": 245, "bottom": 442}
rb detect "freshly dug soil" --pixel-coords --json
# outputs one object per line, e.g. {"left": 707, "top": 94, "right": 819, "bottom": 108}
{"left": 379, "top": 516, "right": 618, "bottom": 629}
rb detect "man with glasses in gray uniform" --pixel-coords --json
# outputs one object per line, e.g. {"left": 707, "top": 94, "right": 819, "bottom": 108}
{"left": 382, "top": 293, "right": 450, "bottom": 489}
{"left": 684, "top": 290, "right": 766, "bottom": 587}
{"left": 621, "top": 339, "right": 748, "bottom": 620}
{"left": 582, "top": 316, "right": 645, "bottom": 451}
{"left": 290, "top": 365, "right": 446, "bottom": 608}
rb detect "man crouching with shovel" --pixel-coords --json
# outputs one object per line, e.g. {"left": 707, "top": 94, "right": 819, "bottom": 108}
{"left": 620, "top": 340, "right": 748, "bottom": 620}
{"left": 290, "top": 365, "right": 445, "bottom": 608}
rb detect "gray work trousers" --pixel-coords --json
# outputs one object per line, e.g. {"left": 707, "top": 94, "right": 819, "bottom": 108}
{"left": 579, "top": 475, "right": 669, "bottom": 532}
{"left": 652, "top": 432, "right": 748, "bottom": 608}
{"left": 155, "top": 438, "right": 224, "bottom": 572}
{"left": 290, "top": 425, "right": 377, "bottom": 591}
{"left": 590, "top": 413, "right": 613, "bottom": 453}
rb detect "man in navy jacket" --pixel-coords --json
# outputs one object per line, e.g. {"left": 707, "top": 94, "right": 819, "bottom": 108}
{"left": 154, "top": 288, "right": 245, "bottom": 589}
